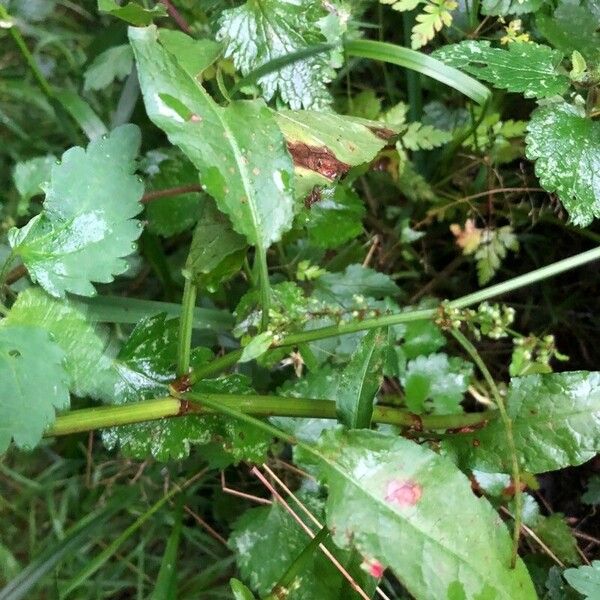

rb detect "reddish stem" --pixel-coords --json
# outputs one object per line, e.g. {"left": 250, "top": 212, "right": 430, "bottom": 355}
{"left": 159, "top": 0, "right": 192, "bottom": 34}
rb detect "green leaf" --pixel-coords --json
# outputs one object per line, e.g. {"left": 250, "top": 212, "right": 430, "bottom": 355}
{"left": 185, "top": 197, "right": 247, "bottom": 291}
{"left": 532, "top": 514, "right": 581, "bottom": 566}
{"left": 434, "top": 41, "right": 570, "bottom": 99}
{"left": 0, "top": 324, "right": 69, "bottom": 453}
{"left": 102, "top": 315, "right": 270, "bottom": 462}
{"left": 4, "top": 287, "right": 113, "bottom": 400}
{"left": 475, "top": 226, "right": 519, "bottom": 285}
{"left": 537, "top": 0, "right": 600, "bottom": 63}
{"left": 98, "top": 0, "right": 167, "bottom": 25}
{"left": 297, "top": 429, "right": 536, "bottom": 599}
{"left": 336, "top": 329, "right": 385, "bottom": 428}
{"left": 8, "top": 124, "right": 144, "bottom": 298}
{"left": 240, "top": 331, "right": 275, "bottom": 363}
{"left": 315, "top": 265, "right": 401, "bottom": 303}
{"left": 481, "top": 0, "right": 543, "bottom": 16}
{"left": 301, "top": 184, "right": 365, "bottom": 249}
{"left": 402, "top": 353, "right": 472, "bottom": 414}
{"left": 443, "top": 371, "right": 600, "bottom": 474}
{"left": 526, "top": 103, "right": 600, "bottom": 227}
{"left": 230, "top": 579, "right": 257, "bottom": 600}
{"left": 158, "top": 29, "right": 222, "bottom": 80}
{"left": 229, "top": 494, "right": 370, "bottom": 599}
{"left": 564, "top": 561, "right": 600, "bottom": 599}
{"left": 401, "top": 121, "right": 452, "bottom": 150}
{"left": 216, "top": 0, "right": 346, "bottom": 109}
{"left": 12, "top": 155, "right": 56, "bottom": 215}
{"left": 399, "top": 318, "right": 446, "bottom": 359}
{"left": 84, "top": 44, "right": 133, "bottom": 91}
{"left": 129, "top": 25, "right": 295, "bottom": 250}
{"left": 152, "top": 501, "right": 183, "bottom": 599}
{"left": 582, "top": 475, "right": 600, "bottom": 506}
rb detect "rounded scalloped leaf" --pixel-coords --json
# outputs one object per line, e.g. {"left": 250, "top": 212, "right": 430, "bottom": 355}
{"left": 0, "top": 325, "right": 70, "bottom": 453}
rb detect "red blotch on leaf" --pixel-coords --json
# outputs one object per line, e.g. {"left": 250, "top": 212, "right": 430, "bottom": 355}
{"left": 385, "top": 479, "right": 422, "bottom": 507}
{"left": 361, "top": 557, "right": 385, "bottom": 579}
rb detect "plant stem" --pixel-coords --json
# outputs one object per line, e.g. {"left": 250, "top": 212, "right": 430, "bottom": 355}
{"left": 0, "top": 6, "right": 54, "bottom": 99}
{"left": 451, "top": 329, "right": 522, "bottom": 568}
{"left": 255, "top": 244, "right": 271, "bottom": 331}
{"left": 176, "top": 278, "right": 197, "bottom": 377}
{"left": 46, "top": 394, "right": 497, "bottom": 437}
{"left": 188, "top": 246, "right": 600, "bottom": 383}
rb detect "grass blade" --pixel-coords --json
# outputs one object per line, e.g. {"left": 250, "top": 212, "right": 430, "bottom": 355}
{"left": 151, "top": 499, "right": 184, "bottom": 599}
{"left": 345, "top": 39, "right": 490, "bottom": 105}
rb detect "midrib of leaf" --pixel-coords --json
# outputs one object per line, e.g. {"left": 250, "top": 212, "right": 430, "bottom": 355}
{"left": 309, "top": 445, "right": 519, "bottom": 599}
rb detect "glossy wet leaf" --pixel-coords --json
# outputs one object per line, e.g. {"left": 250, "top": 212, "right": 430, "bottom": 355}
{"left": 130, "top": 25, "right": 295, "bottom": 250}
{"left": 336, "top": 329, "right": 385, "bottom": 429}
{"left": 185, "top": 197, "right": 247, "bottom": 290}
{"left": 229, "top": 494, "right": 371, "bottom": 599}
{"left": 526, "top": 103, "right": 600, "bottom": 227}
{"left": 12, "top": 154, "right": 56, "bottom": 215}
{"left": 141, "top": 149, "right": 205, "bottom": 237}
{"left": 8, "top": 125, "right": 144, "bottom": 297}
{"left": 98, "top": 0, "right": 166, "bottom": 25}
{"left": 0, "top": 325, "right": 69, "bottom": 453}
{"left": 443, "top": 371, "right": 600, "bottom": 473}
{"left": 533, "top": 514, "right": 581, "bottom": 566}
{"left": 434, "top": 41, "right": 569, "bottom": 99}
{"left": 230, "top": 579, "right": 257, "bottom": 600}
{"left": 298, "top": 429, "right": 536, "bottom": 599}
{"left": 402, "top": 353, "right": 472, "bottom": 415}
{"left": 83, "top": 44, "right": 133, "bottom": 91}
{"left": 4, "top": 287, "right": 113, "bottom": 400}
{"left": 564, "top": 561, "right": 600, "bottom": 599}
{"left": 217, "top": 0, "right": 346, "bottom": 110}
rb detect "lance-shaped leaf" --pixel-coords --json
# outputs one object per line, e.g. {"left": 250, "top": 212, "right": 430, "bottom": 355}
{"left": 298, "top": 429, "right": 537, "bottom": 599}
{"left": 8, "top": 125, "right": 144, "bottom": 298}
{"left": 185, "top": 197, "right": 247, "bottom": 292}
{"left": 0, "top": 325, "right": 70, "bottom": 452}
{"left": 129, "top": 25, "right": 295, "bottom": 251}
{"left": 336, "top": 329, "right": 385, "bottom": 428}
{"left": 4, "top": 287, "right": 113, "bottom": 400}
{"left": 216, "top": 0, "right": 346, "bottom": 110}
{"left": 442, "top": 371, "right": 600, "bottom": 474}
{"left": 433, "top": 41, "right": 569, "bottom": 99}
{"left": 526, "top": 103, "right": 600, "bottom": 227}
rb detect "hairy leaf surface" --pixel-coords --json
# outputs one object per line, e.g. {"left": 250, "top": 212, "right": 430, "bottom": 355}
{"left": 8, "top": 125, "right": 144, "bottom": 297}
{"left": 526, "top": 103, "right": 600, "bottom": 227}
{"left": 298, "top": 429, "right": 536, "bottom": 599}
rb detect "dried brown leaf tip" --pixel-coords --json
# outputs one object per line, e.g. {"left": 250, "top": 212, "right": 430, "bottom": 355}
{"left": 287, "top": 141, "right": 351, "bottom": 180}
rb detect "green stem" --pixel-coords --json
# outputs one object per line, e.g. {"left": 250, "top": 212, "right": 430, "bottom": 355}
{"left": 0, "top": 6, "right": 54, "bottom": 99}
{"left": 255, "top": 244, "right": 271, "bottom": 331}
{"left": 188, "top": 246, "right": 600, "bottom": 384}
{"left": 451, "top": 329, "right": 522, "bottom": 568}
{"left": 46, "top": 394, "right": 497, "bottom": 437}
{"left": 176, "top": 278, "right": 197, "bottom": 377}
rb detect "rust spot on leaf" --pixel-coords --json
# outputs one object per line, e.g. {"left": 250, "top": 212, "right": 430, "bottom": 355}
{"left": 385, "top": 479, "right": 422, "bottom": 507}
{"left": 367, "top": 125, "right": 397, "bottom": 141}
{"left": 286, "top": 141, "right": 350, "bottom": 180}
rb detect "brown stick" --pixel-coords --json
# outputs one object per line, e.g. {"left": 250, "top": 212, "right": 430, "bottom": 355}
{"left": 141, "top": 184, "right": 203, "bottom": 204}
{"left": 159, "top": 0, "right": 192, "bottom": 34}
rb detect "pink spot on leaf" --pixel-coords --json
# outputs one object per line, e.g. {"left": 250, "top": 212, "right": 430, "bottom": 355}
{"left": 385, "top": 479, "right": 422, "bottom": 507}
{"left": 361, "top": 557, "right": 384, "bottom": 579}
{"left": 189, "top": 114, "right": 203, "bottom": 122}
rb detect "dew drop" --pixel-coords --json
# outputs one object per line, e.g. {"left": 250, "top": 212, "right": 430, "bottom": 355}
{"left": 101, "top": 133, "right": 109, "bottom": 140}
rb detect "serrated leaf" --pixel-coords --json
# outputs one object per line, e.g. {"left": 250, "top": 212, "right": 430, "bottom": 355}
{"left": 229, "top": 494, "right": 371, "bottom": 599}
{"left": 84, "top": 44, "right": 133, "bottom": 91}
{"left": 336, "top": 329, "right": 385, "bottom": 428}
{"left": 401, "top": 121, "right": 452, "bottom": 150}
{"left": 297, "top": 429, "right": 537, "bottom": 599}
{"left": 0, "top": 324, "right": 70, "bottom": 452}
{"left": 185, "top": 196, "right": 247, "bottom": 291}
{"left": 443, "top": 371, "right": 600, "bottom": 474}
{"left": 400, "top": 318, "right": 446, "bottom": 359}
{"left": 402, "top": 353, "right": 472, "bottom": 414}
{"left": 216, "top": 0, "right": 345, "bottom": 110}
{"left": 129, "top": 25, "right": 295, "bottom": 251}
{"left": 411, "top": 0, "right": 458, "bottom": 50}
{"left": 526, "top": 103, "right": 600, "bottom": 227}
{"left": 12, "top": 155, "right": 56, "bottom": 215}
{"left": 434, "top": 41, "right": 570, "bottom": 99}
{"left": 533, "top": 514, "right": 581, "bottom": 566}
{"left": 8, "top": 125, "right": 144, "bottom": 298}
{"left": 98, "top": 0, "right": 167, "bottom": 25}
{"left": 382, "top": 0, "right": 422, "bottom": 11}
{"left": 564, "top": 561, "right": 600, "bottom": 599}
{"left": 537, "top": 0, "right": 600, "bottom": 63}
{"left": 302, "top": 184, "right": 365, "bottom": 249}
{"left": 4, "top": 287, "right": 112, "bottom": 400}
{"left": 475, "top": 226, "right": 519, "bottom": 285}
{"left": 481, "top": 0, "right": 543, "bottom": 15}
